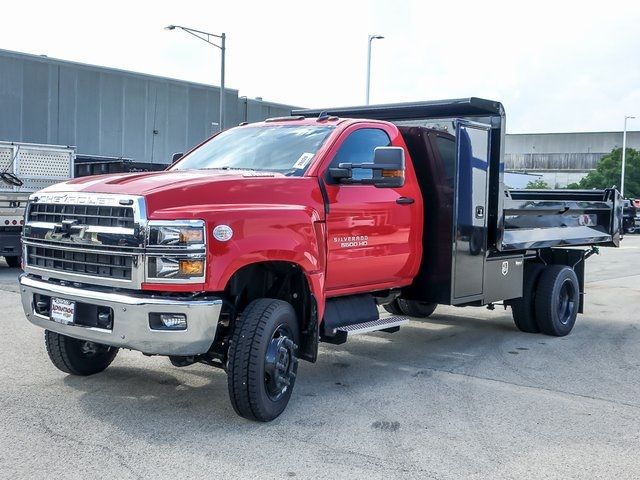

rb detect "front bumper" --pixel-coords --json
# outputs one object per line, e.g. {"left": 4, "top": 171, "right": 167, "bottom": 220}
{"left": 19, "top": 274, "right": 222, "bottom": 356}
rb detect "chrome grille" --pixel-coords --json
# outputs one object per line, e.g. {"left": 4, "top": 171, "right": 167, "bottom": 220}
{"left": 23, "top": 193, "right": 145, "bottom": 288}
{"left": 26, "top": 244, "right": 133, "bottom": 280}
{"left": 28, "top": 203, "right": 135, "bottom": 228}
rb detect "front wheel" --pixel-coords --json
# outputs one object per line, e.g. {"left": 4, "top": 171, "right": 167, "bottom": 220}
{"left": 44, "top": 330, "right": 118, "bottom": 375}
{"left": 227, "top": 298, "right": 300, "bottom": 422}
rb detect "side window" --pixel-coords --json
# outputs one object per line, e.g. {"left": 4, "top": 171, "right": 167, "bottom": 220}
{"left": 330, "top": 128, "right": 391, "bottom": 182}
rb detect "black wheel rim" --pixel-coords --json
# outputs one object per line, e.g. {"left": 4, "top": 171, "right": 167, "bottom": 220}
{"left": 78, "top": 340, "right": 111, "bottom": 357}
{"left": 557, "top": 279, "right": 577, "bottom": 325}
{"left": 264, "top": 324, "right": 298, "bottom": 402}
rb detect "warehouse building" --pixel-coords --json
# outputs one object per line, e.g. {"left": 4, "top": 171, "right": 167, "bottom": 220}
{"left": 0, "top": 49, "right": 295, "bottom": 164}
{"left": 504, "top": 131, "right": 640, "bottom": 187}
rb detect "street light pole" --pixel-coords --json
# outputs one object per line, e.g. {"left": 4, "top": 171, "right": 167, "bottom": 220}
{"left": 621, "top": 115, "right": 635, "bottom": 197}
{"left": 365, "top": 34, "right": 384, "bottom": 105}
{"left": 165, "top": 25, "right": 226, "bottom": 131}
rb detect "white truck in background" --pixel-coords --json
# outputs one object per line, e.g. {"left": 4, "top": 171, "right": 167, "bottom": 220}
{"left": 0, "top": 142, "right": 75, "bottom": 267}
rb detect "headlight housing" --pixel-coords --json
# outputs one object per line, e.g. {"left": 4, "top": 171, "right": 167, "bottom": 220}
{"left": 148, "top": 221, "right": 205, "bottom": 247}
{"left": 146, "top": 220, "right": 206, "bottom": 283}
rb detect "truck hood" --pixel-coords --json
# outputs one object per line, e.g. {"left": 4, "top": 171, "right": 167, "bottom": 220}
{"left": 39, "top": 169, "right": 325, "bottom": 219}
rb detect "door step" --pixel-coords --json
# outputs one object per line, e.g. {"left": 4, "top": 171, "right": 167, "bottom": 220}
{"left": 336, "top": 316, "right": 409, "bottom": 336}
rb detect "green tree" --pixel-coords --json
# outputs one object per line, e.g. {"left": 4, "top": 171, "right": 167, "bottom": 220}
{"left": 525, "top": 178, "right": 550, "bottom": 189}
{"left": 567, "top": 148, "right": 640, "bottom": 198}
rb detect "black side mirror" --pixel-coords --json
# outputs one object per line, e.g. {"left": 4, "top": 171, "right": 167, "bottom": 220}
{"left": 371, "top": 146, "right": 405, "bottom": 188}
{"left": 328, "top": 147, "right": 405, "bottom": 188}
{"left": 171, "top": 152, "right": 184, "bottom": 164}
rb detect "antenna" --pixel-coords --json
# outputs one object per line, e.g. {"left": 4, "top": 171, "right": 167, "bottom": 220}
{"left": 317, "top": 111, "right": 330, "bottom": 121}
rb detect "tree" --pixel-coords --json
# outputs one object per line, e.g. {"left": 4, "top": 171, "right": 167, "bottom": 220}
{"left": 525, "top": 178, "right": 550, "bottom": 189}
{"left": 567, "top": 147, "right": 640, "bottom": 198}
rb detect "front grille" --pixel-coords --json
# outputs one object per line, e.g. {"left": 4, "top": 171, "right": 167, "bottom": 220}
{"left": 26, "top": 245, "right": 133, "bottom": 280}
{"left": 28, "top": 203, "right": 134, "bottom": 229}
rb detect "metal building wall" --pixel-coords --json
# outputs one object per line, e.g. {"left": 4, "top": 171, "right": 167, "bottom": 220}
{"left": 0, "top": 49, "right": 295, "bottom": 164}
{"left": 504, "top": 131, "right": 640, "bottom": 187}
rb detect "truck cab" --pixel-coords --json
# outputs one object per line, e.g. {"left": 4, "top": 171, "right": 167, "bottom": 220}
{"left": 18, "top": 98, "right": 623, "bottom": 422}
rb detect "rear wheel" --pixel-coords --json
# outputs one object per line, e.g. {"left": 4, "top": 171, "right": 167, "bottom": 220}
{"left": 535, "top": 265, "right": 580, "bottom": 337}
{"left": 511, "top": 263, "right": 545, "bottom": 333}
{"left": 383, "top": 299, "right": 403, "bottom": 315}
{"left": 4, "top": 256, "right": 20, "bottom": 268}
{"left": 44, "top": 330, "right": 118, "bottom": 375}
{"left": 227, "top": 298, "right": 300, "bottom": 422}
{"left": 397, "top": 299, "right": 437, "bottom": 318}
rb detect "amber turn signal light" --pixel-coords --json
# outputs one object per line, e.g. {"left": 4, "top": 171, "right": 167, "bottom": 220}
{"left": 382, "top": 170, "right": 404, "bottom": 178}
{"left": 179, "top": 259, "right": 204, "bottom": 276}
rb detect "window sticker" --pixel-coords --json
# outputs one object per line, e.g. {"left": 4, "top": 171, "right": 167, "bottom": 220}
{"left": 293, "top": 152, "right": 315, "bottom": 170}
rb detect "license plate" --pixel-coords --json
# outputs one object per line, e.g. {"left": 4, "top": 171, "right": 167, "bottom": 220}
{"left": 50, "top": 298, "right": 75, "bottom": 325}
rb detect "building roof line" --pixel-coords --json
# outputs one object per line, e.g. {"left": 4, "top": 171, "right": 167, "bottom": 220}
{"left": 0, "top": 47, "right": 240, "bottom": 93}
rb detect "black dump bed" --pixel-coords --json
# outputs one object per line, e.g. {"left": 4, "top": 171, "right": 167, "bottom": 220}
{"left": 501, "top": 188, "right": 621, "bottom": 250}
{"left": 74, "top": 154, "right": 167, "bottom": 177}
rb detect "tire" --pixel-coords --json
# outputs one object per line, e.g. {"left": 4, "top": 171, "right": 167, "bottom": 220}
{"left": 4, "top": 256, "right": 21, "bottom": 268}
{"left": 383, "top": 299, "right": 403, "bottom": 315}
{"left": 397, "top": 299, "right": 437, "bottom": 318}
{"left": 44, "top": 330, "right": 118, "bottom": 375}
{"left": 511, "top": 262, "right": 545, "bottom": 333}
{"left": 535, "top": 265, "right": 580, "bottom": 337}
{"left": 227, "top": 298, "right": 300, "bottom": 422}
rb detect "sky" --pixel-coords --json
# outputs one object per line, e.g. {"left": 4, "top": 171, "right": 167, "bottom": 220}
{"left": 1, "top": 0, "right": 639, "bottom": 133}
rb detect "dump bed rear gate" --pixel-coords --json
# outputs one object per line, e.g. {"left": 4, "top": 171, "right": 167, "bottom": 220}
{"left": 501, "top": 188, "right": 622, "bottom": 251}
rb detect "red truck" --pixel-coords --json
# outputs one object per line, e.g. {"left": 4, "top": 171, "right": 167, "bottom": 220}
{"left": 19, "top": 98, "right": 622, "bottom": 421}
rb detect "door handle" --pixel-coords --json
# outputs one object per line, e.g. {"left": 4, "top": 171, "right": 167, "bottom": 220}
{"left": 396, "top": 196, "right": 415, "bottom": 205}
{"left": 475, "top": 206, "right": 484, "bottom": 218}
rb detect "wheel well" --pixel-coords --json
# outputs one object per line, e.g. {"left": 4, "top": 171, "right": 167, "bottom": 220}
{"left": 223, "top": 261, "right": 318, "bottom": 362}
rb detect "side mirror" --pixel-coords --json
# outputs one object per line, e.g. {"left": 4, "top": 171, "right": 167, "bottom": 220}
{"left": 171, "top": 152, "right": 184, "bottom": 164}
{"left": 327, "top": 147, "right": 406, "bottom": 188}
{"left": 371, "top": 147, "right": 405, "bottom": 188}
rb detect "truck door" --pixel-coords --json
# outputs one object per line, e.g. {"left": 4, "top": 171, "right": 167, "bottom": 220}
{"left": 452, "top": 121, "right": 491, "bottom": 300}
{"left": 322, "top": 125, "right": 422, "bottom": 294}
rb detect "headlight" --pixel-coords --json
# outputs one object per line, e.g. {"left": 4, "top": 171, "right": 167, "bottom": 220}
{"left": 146, "top": 220, "right": 206, "bottom": 283}
{"left": 148, "top": 221, "right": 205, "bottom": 247}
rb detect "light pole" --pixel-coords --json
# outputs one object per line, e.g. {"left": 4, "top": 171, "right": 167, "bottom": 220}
{"left": 621, "top": 115, "right": 635, "bottom": 197}
{"left": 365, "top": 34, "right": 384, "bottom": 105}
{"left": 165, "top": 25, "right": 226, "bottom": 131}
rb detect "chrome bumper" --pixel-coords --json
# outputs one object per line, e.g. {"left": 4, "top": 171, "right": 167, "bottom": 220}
{"left": 19, "top": 274, "right": 222, "bottom": 356}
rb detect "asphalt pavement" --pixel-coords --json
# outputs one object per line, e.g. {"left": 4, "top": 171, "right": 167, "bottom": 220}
{"left": 1, "top": 236, "right": 639, "bottom": 479}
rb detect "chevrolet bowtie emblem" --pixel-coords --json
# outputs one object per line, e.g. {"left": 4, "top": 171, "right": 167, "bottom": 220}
{"left": 53, "top": 219, "right": 81, "bottom": 238}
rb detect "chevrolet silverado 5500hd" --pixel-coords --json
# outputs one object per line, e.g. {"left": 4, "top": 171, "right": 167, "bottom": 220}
{"left": 19, "top": 98, "right": 622, "bottom": 421}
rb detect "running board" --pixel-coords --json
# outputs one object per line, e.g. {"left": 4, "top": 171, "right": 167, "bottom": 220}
{"left": 336, "top": 316, "right": 409, "bottom": 336}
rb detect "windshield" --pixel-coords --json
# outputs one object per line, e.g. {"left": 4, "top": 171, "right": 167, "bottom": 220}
{"left": 171, "top": 125, "right": 335, "bottom": 176}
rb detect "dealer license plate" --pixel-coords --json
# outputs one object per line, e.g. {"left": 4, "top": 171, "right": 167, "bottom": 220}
{"left": 50, "top": 298, "right": 76, "bottom": 325}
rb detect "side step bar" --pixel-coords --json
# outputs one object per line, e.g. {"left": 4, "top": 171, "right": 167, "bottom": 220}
{"left": 321, "top": 316, "right": 410, "bottom": 344}
{"left": 336, "top": 316, "right": 409, "bottom": 335}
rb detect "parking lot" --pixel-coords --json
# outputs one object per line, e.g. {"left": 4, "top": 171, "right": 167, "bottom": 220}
{"left": 0, "top": 236, "right": 639, "bottom": 480}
